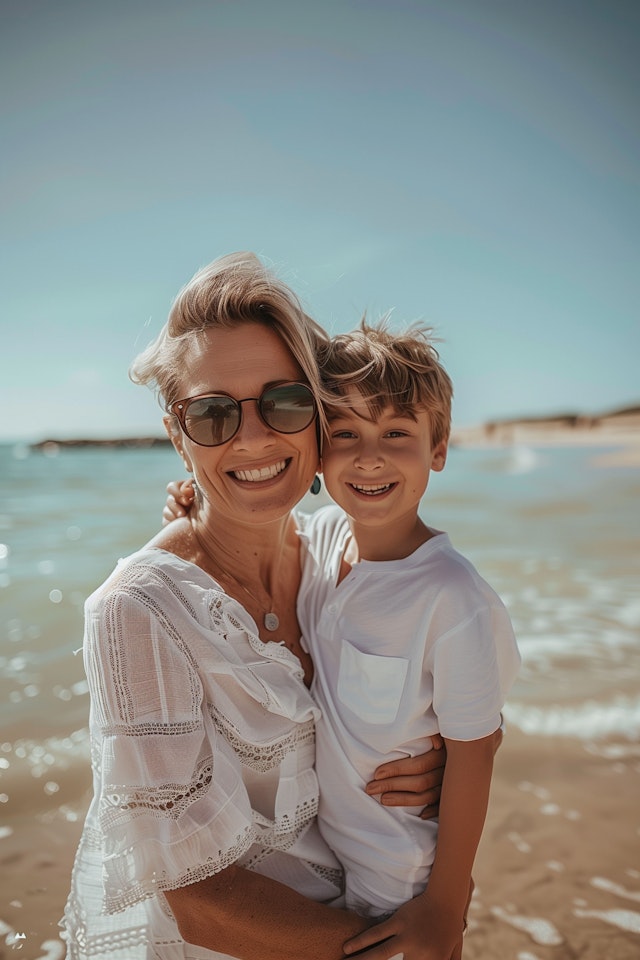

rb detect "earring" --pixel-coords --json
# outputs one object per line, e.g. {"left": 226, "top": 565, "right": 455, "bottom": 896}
{"left": 310, "top": 475, "right": 321, "bottom": 495}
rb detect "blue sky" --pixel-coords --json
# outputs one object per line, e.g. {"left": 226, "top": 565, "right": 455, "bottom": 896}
{"left": 1, "top": 0, "right": 638, "bottom": 441}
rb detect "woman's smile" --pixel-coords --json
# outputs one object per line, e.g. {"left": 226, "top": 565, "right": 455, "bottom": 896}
{"left": 230, "top": 457, "right": 290, "bottom": 483}
{"left": 173, "top": 323, "right": 320, "bottom": 523}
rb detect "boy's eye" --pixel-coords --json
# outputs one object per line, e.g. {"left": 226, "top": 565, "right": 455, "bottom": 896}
{"left": 331, "top": 429, "right": 357, "bottom": 439}
{"left": 386, "top": 430, "right": 409, "bottom": 438}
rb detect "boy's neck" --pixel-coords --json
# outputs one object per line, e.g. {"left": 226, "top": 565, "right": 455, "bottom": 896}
{"left": 344, "top": 511, "right": 436, "bottom": 565}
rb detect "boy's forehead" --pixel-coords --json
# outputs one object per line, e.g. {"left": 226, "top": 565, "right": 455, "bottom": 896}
{"left": 328, "top": 391, "right": 426, "bottom": 424}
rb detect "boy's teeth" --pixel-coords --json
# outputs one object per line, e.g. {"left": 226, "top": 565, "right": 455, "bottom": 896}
{"left": 352, "top": 482, "right": 392, "bottom": 494}
{"left": 233, "top": 460, "right": 287, "bottom": 482}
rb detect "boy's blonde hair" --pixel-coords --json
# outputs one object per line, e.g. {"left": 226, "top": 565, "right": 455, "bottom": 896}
{"left": 318, "top": 318, "right": 453, "bottom": 446}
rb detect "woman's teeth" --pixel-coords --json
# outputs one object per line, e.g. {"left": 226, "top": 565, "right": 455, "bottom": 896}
{"left": 233, "top": 460, "right": 287, "bottom": 482}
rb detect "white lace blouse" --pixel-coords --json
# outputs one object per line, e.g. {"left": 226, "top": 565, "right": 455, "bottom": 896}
{"left": 61, "top": 547, "right": 343, "bottom": 960}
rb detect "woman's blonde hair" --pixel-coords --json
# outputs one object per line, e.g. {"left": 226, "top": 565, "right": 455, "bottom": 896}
{"left": 317, "top": 317, "right": 453, "bottom": 446}
{"left": 130, "top": 252, "right": 330, "bottom": 432}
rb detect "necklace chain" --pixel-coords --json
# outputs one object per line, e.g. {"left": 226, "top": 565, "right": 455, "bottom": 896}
{"left": 224, "top": 573, "right": 280, "bottom": 632}
{"left": 195, "top": 518, "right": 291, "bottom": 635}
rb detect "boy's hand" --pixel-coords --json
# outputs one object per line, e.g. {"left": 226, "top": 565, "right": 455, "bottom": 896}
{"left": 162, "top": 479, "right": 195, "bottom": 526}
{"left": 365, "top": 736, "right": 445, "bottom": 819}
{"left": 343, "top": 892, "right": 465, "bottom": 960}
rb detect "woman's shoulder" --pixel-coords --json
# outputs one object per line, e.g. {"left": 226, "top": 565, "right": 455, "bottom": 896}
{"left": 87, "top": 540, "right": 213, "bottom": 613}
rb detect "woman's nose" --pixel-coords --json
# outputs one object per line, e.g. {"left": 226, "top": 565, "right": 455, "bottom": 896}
{"left": 231, "top": 399, "right": 276, "bottom": 449}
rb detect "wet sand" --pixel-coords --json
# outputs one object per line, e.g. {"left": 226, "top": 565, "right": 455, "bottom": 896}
{"left": 465, "top": 730, "right": 640, "bottom": 959}
{"left": 1, "top": 730, "right": 639, "bottom": 959}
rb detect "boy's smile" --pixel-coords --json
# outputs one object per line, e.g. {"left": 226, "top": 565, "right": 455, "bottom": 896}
{"left": 322, "top": 389, "right": 447, "bottom": 560}
{"left": 349, "top": 481, "right": 397, "bottom": 496}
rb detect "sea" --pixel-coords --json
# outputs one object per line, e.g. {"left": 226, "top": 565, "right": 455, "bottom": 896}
{"left": 1, "top": 438, "right": 639, "bottom": 955}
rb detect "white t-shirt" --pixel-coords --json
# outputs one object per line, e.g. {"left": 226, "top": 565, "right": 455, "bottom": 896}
{"left": 297, "top": 505, "right": 521, "bottom": 917}
{"left": 62, "top": 546, "right": 342, "bottom": 960}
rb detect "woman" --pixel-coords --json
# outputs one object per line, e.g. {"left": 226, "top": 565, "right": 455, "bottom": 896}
{"left": 62, "top": 253, "right": 446, "bottom": 960}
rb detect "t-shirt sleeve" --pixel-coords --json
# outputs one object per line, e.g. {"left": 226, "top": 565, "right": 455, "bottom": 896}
{"left": 430, "top": 600, "right": 520, "bottom": 742}
{"left": 84, "top": 580, "right": 256, "bottom": 913}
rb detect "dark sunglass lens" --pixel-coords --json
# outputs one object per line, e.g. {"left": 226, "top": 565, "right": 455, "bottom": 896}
{"left": 261, "top": 384, "right": 316, "bottom": 433}
{"left": 184, "top": 396, "right": 239, "bottom": 446}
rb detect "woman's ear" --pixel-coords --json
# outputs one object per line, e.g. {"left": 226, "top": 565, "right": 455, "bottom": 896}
{"left": 163, "top": 416, "right": 194, "bottom": 473}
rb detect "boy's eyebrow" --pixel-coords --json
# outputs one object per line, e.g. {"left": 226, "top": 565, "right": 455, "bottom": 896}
{"left": 327, "top": 407, "right": 419, "bottom": 425}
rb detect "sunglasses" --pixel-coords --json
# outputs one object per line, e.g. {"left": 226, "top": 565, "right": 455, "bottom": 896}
{"left": 170, "top": 381, "right": 317, "bottom": 447}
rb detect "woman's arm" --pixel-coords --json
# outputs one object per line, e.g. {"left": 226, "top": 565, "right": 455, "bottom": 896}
{"left": 343, "top": 733, "right": 497, "bottom": 960}
{"left": 165, "top": 864, "right": 370, "bottom": 959}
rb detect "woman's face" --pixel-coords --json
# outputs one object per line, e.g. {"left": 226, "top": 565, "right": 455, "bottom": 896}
{"left": 168, "top": 323, "right": 320, "bottom": 525}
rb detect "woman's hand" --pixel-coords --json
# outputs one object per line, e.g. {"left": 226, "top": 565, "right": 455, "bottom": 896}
{"left": 365, "top": 727, "right": 503, "bottom": 819}
{"left": 162, "top": 479, "right": 195, "bottom": 526}
{"left": 365, "top": 736, "right": 446, "bottom": 819}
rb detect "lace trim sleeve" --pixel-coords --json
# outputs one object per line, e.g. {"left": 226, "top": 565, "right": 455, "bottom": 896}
{"left": 84, "top": 570, "right": 259, "bottom": 914}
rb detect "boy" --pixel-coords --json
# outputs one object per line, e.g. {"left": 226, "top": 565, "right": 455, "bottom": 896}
{"left": 297, "top": 320, "right": 520, "bottom": 957}
{"left": 165, "top": 320, "right": 520, "bottom": 958}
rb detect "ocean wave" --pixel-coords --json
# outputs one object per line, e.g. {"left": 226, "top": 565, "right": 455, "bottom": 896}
{"left": 504, "top": 696, "right": 640, "bottom": 741}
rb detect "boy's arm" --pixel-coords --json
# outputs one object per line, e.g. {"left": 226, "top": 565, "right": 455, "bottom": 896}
{"left": 343, "top": 732, "right": 496, "bottom": 960}
{"left": 162, "top": 478, "right": 195, "bottom": 525}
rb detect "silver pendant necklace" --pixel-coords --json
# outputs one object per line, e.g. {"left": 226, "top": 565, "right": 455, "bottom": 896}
{"left": 215, "top": 521, "right": 288, "bottom": 635}
{"left": 223, "top": 573, "right": 280, "bottom": 633}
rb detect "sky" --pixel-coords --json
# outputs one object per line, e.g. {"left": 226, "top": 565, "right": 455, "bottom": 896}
{"left": 1, "top": 0, "right": 638, "bottom": 441}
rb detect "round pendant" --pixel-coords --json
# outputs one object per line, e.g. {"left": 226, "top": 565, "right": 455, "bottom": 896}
{"left": 264, "top": 612, "right": 280, "bottom": 632}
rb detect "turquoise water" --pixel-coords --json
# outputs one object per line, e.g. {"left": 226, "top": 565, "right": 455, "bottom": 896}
{"left": 1, "top": 440, "right": 639, "bottom": 812}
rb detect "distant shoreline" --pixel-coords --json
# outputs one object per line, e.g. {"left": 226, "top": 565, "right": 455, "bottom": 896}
{"left": 450, "top": 406, "right": 640, "bottom": 466}
{"left": 29, "top": 436, "right": 173, "bottom": 450}
{"left": 26, "top": 404, "right": 640, "bottom": 457}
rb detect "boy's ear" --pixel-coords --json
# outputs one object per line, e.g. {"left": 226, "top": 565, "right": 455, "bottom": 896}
{"left": 163, "top": 416, "right": 194, "bottom": 473}
{"left": 431, "top": 439, "right": 448, "bottom": 472}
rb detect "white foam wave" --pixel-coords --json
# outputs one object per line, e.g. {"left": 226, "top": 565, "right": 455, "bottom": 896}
{"left": 490, "top": 906, "right": 563, "bottom": 945}
{"left": 503, "top": 696, "right": 640, "bottom": 739}
{"left": 516, "top": 622, "right": 639, "bottom": 664}
{"left": 590, "top": 876, "right": 640, "bottom": 903}
{"left": 506, "top": 445, "right": 541, "bottom": 475}
{"left": 573, "top": 907, "right": 640, "bottom": 934}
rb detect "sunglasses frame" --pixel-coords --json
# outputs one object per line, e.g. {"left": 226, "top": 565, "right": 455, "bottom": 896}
{"left": 169, "top": 380, "right": 318, "bottom": 447}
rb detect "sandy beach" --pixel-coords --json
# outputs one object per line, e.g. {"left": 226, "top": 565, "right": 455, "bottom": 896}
{"left": 466, "top": 730, "right": 640, "bottom": 959}
{"left": 1, "top": 729, "right": 639, "bottom": 959}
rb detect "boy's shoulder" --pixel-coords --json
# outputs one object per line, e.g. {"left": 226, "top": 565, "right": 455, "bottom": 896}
{"left": 420, "top": 536, "right": 507, "bottom": 611}
{"left": 296, "top": 504, "right": 349, "bottom": 570}
{"left": 297, "top": 503, "right": 347, "bottom": 538}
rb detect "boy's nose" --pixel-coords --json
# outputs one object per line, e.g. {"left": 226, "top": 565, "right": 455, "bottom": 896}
{"left": 354, "top": 443, "right": 384, "bottom": 469}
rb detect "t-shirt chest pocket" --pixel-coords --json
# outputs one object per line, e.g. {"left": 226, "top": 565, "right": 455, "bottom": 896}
{"left": 337, "top": 639, "right": 409, "bottom": 725}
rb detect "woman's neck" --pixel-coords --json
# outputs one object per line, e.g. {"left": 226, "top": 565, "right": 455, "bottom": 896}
{"left": 149, "top": 504, "right": 313, "bottom": 684}
{"left": 191, "top": 507, "right": 294, "bottom": 591}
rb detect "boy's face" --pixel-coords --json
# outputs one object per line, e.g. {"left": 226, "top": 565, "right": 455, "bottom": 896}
{"left": 321, "top": 388, "right": 447, "bottom": 531}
